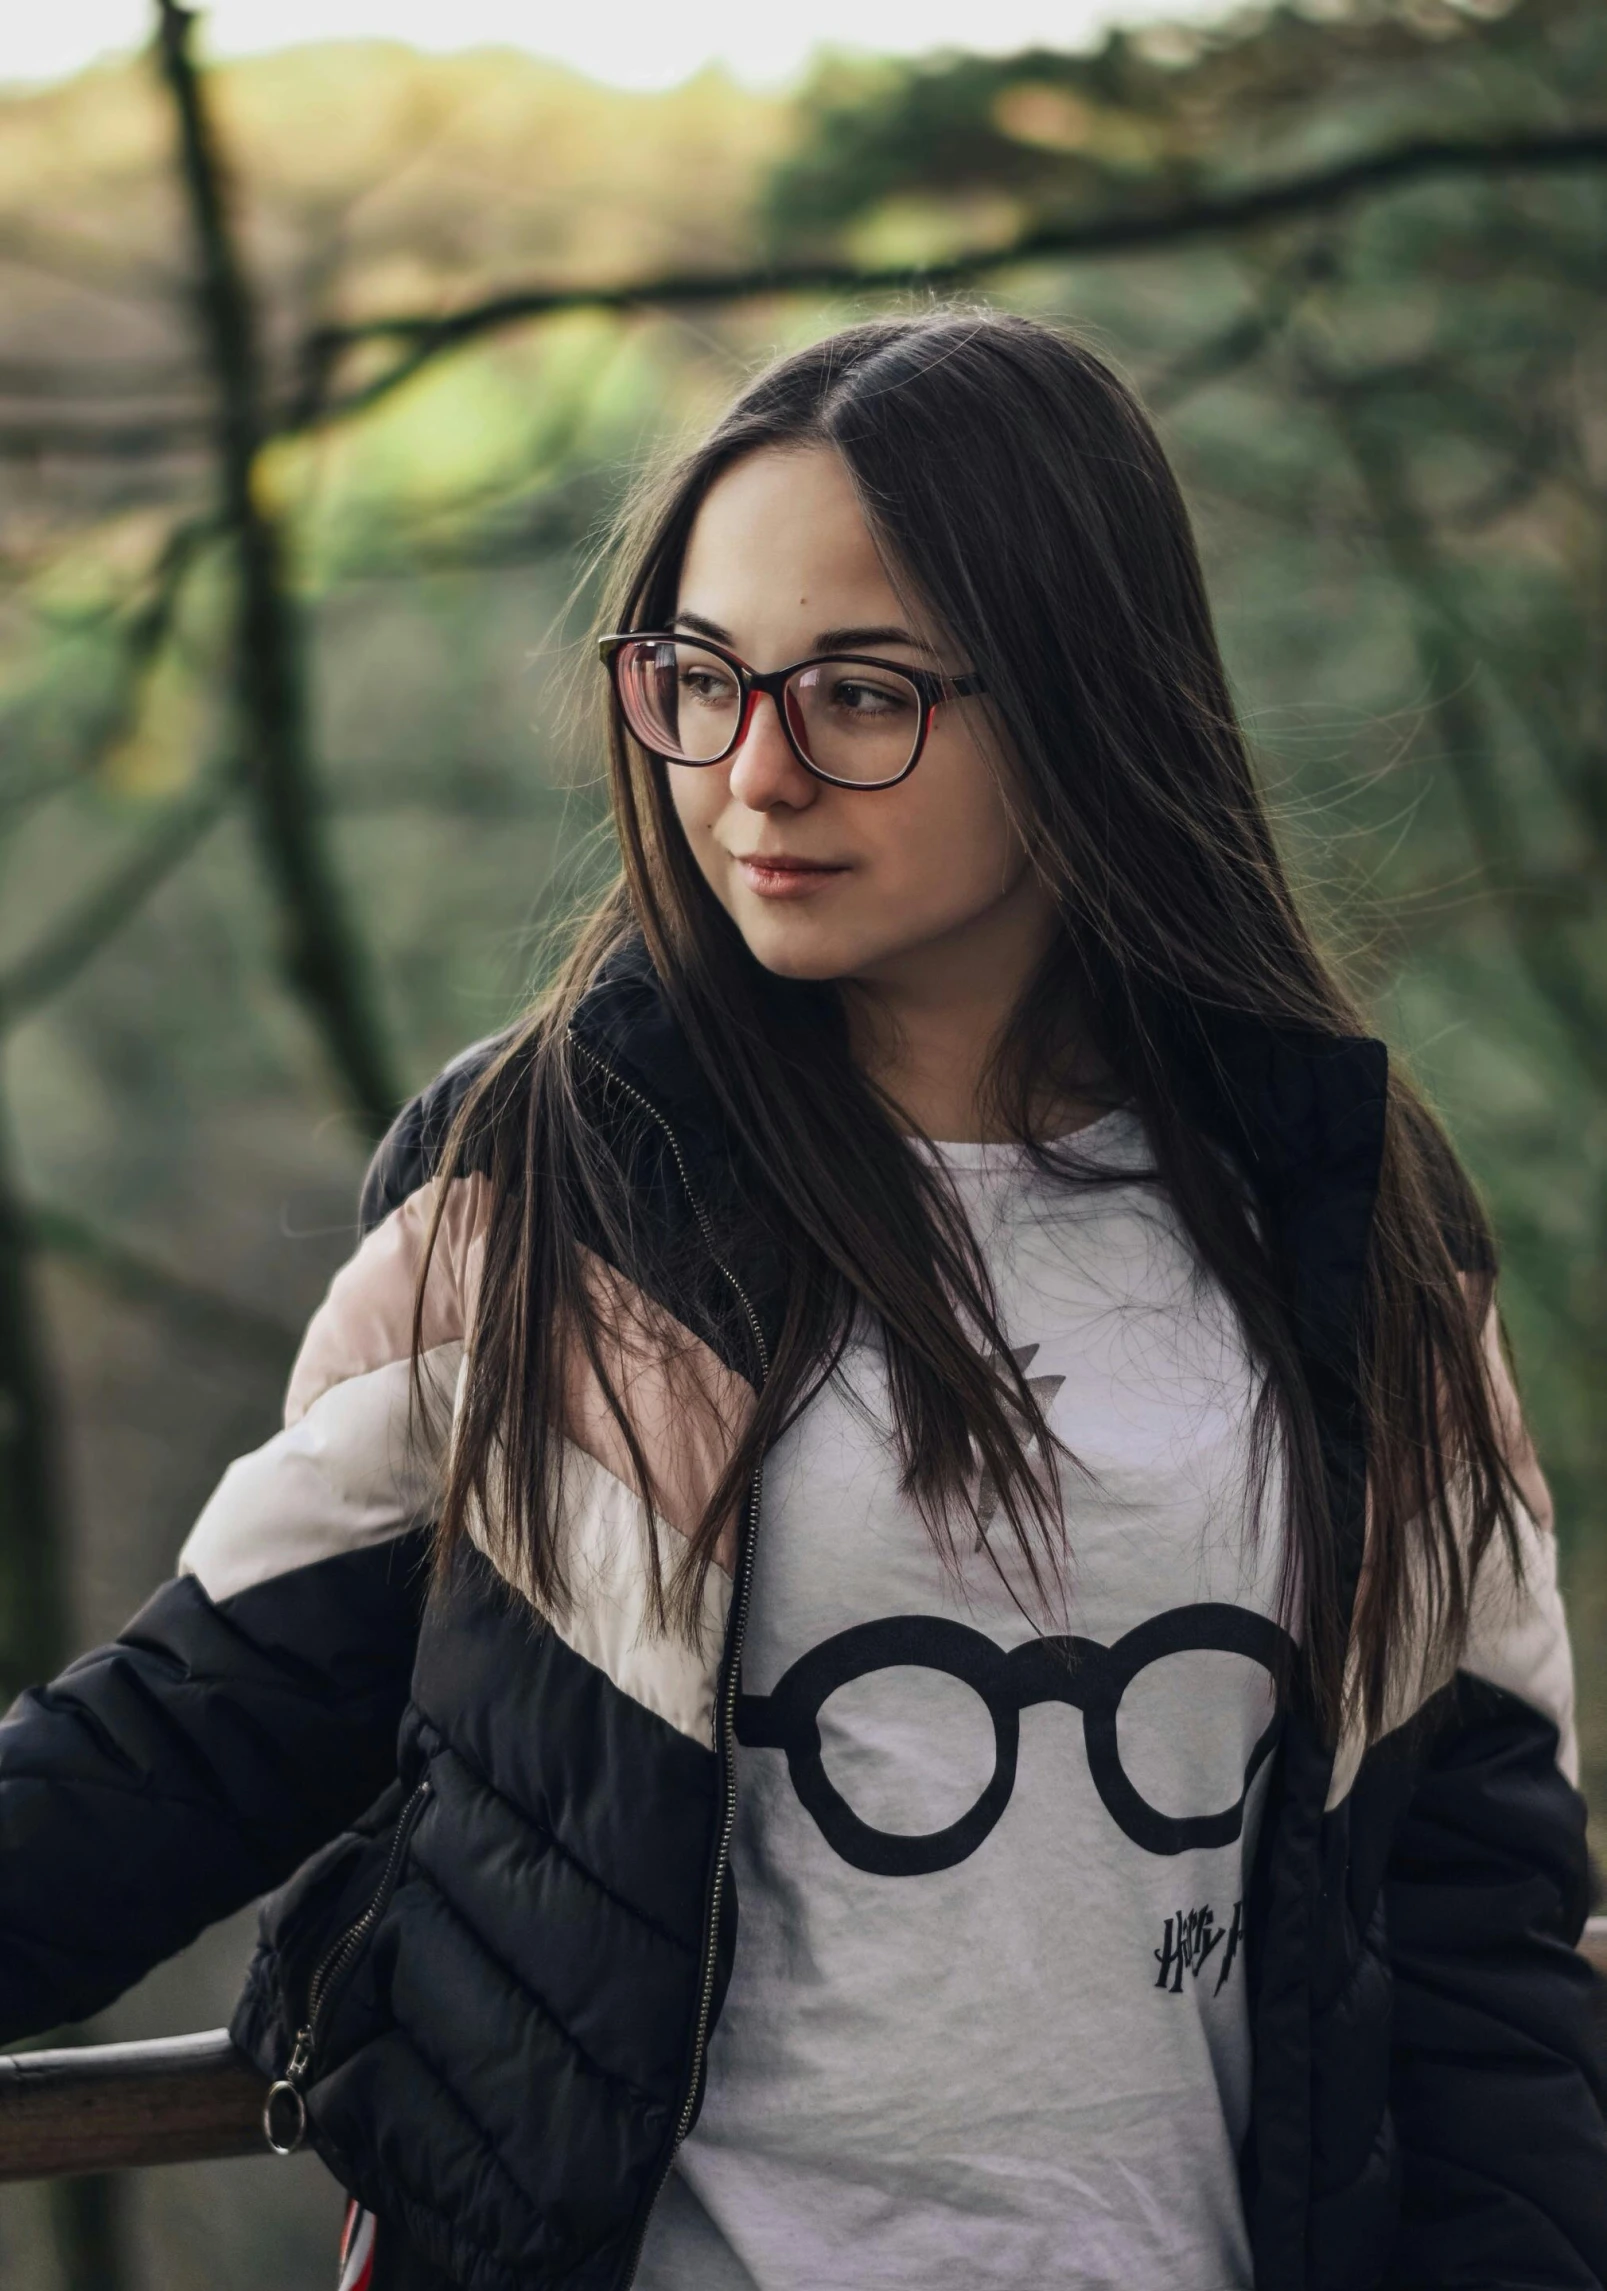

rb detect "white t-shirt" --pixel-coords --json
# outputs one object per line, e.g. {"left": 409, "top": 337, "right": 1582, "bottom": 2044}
{"left": 636, "top": 1111, "right": 1288, "bottom": 2291}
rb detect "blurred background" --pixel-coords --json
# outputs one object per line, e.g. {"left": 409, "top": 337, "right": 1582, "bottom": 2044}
{"left": 1, "top": 0, "right": 1604, "bottom": 2280}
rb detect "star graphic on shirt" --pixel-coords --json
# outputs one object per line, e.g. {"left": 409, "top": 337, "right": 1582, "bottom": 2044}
{"left": 975, "top": 1343, "right": 1065, "bottom": 1543}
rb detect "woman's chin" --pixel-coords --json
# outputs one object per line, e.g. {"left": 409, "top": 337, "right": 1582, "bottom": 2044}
{"left": 734, "top": 908, "right": 866, "bottom": 983}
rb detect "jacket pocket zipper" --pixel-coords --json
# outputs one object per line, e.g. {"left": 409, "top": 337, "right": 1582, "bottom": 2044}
{"left": 263, "top": 1776, "right": 431, "bottom": 2156}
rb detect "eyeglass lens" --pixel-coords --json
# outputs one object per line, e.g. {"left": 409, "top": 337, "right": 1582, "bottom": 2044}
{"left": 615, "top": 638, "right": 923, "bottom": 786}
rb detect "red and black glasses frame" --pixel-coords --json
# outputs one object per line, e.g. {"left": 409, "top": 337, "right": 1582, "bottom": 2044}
{"left": 598, "top": 629, "right": 988, "bottom": 792}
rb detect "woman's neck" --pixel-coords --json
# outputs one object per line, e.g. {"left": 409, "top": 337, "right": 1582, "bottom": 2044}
{"left": 842, "top": 891, "right": 1100, "bottom": 1145}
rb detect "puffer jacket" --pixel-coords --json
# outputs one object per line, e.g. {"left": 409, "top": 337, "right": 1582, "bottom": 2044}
{"left": 2, "top": 934, "right": 1603, "bottom": 2291}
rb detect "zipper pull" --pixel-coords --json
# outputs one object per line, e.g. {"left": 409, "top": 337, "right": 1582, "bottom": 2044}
{"left": 263, "top": 2026, "right": 313, "bottom": 2155}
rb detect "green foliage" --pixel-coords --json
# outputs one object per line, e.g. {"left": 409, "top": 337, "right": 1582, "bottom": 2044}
{"left": 766, "top": 0, "right": 1607, "bottom": 251}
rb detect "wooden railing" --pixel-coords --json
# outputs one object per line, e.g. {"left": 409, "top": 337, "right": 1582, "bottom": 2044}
{"left": 0, "top": 2030, "right": 264, "bottom": 2180}
{"left": 6, "top": 1919, "right": 1607, "bottom": 2181}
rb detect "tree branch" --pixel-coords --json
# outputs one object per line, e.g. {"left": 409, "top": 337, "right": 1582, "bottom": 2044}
{"left": 0, "top": 218, "right": 184, "bottom": 309}
{"left": 0, "top": 514, "right": 218, "bottom": 867}
{"left": 0, "top": 1088, "right": 128, "bottom": 2291}
{"left": 1315, "top": 359, "right": 1607, "bottom": 866}
{"left": 327, "top": 764, "right": 587, "bottom": 820}
{"left": 289, "top": 122, "right": 1607, "bottom": 429}
{"left": 1146, "top": 243, "right": 1335, "bottom": 413}
{"left": 0, "top": 355, "right": 202, "bottom": 399}
{"left": 0, "top": 1081, "right": 68, "bottom": 1701}
{"left": 30, "top": 1201, "right": 300, "bottom": 1372}
{"left": 0, "top": 415, "right": 212, "bottom": 462}
{"left": 0, "top": 784, "right": 227, "bottom": 1034}
{"left": 1320, "top": 383, "right": 1607, "bottom": 1100}
{"left": 154, "top": 0, "right": 401, "bottom": 1142}
{"left": 7, "top": 121, "right": 1601, "bottom": 460}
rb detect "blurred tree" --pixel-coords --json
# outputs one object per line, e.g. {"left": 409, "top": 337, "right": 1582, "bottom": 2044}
{"left": 763, "top": 0, "right": 1604, "bottom": 259}
{"left": 154, "top": 0, "right": 399, "bottom": 1139}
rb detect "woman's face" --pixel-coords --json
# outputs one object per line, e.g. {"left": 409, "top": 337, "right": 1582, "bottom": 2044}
{"left": 663, "top": 443, "right": 1048, "bottom": 993}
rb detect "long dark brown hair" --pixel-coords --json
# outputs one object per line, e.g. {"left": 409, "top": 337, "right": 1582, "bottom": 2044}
{"left": 416, "top": 309, "right": 1518, "bottom": 1742}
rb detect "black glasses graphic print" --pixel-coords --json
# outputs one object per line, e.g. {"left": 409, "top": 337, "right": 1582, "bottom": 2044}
{"left": 735, "top": 1603, "right": 1291, "bottom": 1878}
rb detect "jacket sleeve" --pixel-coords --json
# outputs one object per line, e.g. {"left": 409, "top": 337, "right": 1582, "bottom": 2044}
{"left": 1384, "top": 1323, "right": 1607, "bottom": 2287}
{"left": 0, "top": 1063, "right": 489, "bottom": 2044}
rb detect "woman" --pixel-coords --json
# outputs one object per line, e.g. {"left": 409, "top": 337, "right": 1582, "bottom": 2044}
{"left": 2, "top": 312, "right": 1602, "bottom": 2291}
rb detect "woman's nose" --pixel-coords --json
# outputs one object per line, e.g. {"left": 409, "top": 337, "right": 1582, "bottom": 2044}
{"left": 726, "top": 689, "right": 817, "bottom": 810}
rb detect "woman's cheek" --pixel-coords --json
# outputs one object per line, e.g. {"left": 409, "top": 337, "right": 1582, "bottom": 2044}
{"left": 664, "top": 769, "right": 723, "bottom": 879}
{"left": 886, "top": 764, "right": 1020, "bottom": 922}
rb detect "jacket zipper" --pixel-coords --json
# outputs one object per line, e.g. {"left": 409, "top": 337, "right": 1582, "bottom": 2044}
{"left": 565, "top": 1027, "right": 771, "bottom": 2289}
{"left": 263, "top": 1776, "right": 432, "bottom": 2156}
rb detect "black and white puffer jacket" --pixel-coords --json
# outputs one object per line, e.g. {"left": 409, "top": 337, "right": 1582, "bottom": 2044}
{"left": 2, "top": 935, "right": 1604, "bottom": 2290}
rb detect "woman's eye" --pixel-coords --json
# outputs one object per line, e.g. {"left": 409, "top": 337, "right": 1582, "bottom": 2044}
{"left": 830, "top": 676, "right": 913, "bottom": 718}
{"left": 680, "top": 669, "right": 736, "bottom": 706}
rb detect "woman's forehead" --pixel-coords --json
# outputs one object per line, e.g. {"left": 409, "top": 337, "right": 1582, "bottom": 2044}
{"left": 677, "top": 444, "right": 940, "bottom": 660}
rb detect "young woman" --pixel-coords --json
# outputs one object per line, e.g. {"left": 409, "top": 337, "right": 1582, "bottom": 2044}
{"left": 2, "top": 312, "right": 1602, "bottom": 2291}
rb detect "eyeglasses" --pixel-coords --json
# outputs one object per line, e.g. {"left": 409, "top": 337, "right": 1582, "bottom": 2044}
{"left": 598, "top": 630, "right": 987, "bottom": 791}
{"left": 735, "top": 1604, "right": 1290, "bottom": 1877}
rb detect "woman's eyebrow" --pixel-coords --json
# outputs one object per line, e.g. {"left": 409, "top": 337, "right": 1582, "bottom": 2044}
{"left": 671, "top": 610, "right": 732, "bottom": 642}
{"left": 670, "top": 610, "right": 938, "bottom": 657}
{"left": 814, "top": 623, "right": 937, "bottom": 655}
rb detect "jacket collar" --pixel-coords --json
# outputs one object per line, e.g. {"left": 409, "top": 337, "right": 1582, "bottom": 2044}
{"left": 1168, "top": 1009, "right": 1388, "bottom": 1389}
{"left": 568, "top": 932, "right": 737, "bottom": 1168}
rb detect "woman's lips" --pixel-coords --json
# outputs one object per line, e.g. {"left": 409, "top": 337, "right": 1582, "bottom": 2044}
{"left": 734, "top": 854, "right": 849, "bottom": 900}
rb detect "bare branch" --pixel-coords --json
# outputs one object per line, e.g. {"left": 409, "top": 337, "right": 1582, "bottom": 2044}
{"left": 0, "top": 784, "right": 227, "bottom": 1034}
{"left": 0, "top": 1083, "right": 69, "bottom": 1702}
{"left": 327, "top": 765, "right": 589, "bottom": 821}
{"left": 1319, "top": 382, "right": 1607, "bottom": 1100}
{"left": 289, "top": 122, "right": 1607, "bottom": 430}
{"left": 1146, "top": 243, "right": 1335, "bottom": 413}
{"left": 0, "top": 514, "right": 218, "bottom": 851}
{"left": 0, "top": 415, "right": 211, "bottom": 462}
{"left": 1313, "top": 361, "right": 1607, "bottom": 863}
{"left": 0, "top": 769, "right": 79, "bottom": 834}
{"left": 154, "top": 0, "right": 401, "bottom": 1140}
{"left": 30, "top": 1201, "right": 300, "bottom": 1372}
{"left": 4, "top": 121, "right": 1600, "bottom": 462}
{"left": 0, "top": 356, "right": 202, "bottom": 399}
{"left": 0, "top": 218, "right": 185, "bottom": 308}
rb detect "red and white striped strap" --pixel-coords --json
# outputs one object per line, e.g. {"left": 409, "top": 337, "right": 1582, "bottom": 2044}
{"left": 337, "top": 2200, "right": 377, "bottom": 2291}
